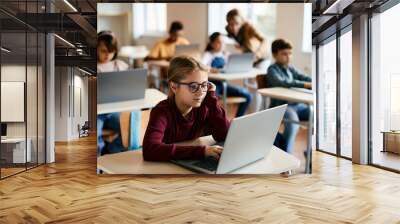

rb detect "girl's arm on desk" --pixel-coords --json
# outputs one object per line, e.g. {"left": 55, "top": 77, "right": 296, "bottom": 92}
{"left": 142, "top": 107, "right": 206, "bottom": 161}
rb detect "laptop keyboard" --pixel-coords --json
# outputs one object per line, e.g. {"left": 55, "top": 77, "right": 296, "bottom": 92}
{"left": 193, "top": 157, "right": 219, "bottom": 171}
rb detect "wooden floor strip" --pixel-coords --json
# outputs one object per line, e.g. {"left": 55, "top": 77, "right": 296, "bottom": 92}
{"left": 0, "top": 135, "right": 399, "bottom": 223}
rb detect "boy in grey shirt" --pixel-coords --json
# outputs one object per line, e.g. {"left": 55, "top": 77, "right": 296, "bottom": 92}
{"left": 266, "top": 39, "right": 312, "bottom": 155}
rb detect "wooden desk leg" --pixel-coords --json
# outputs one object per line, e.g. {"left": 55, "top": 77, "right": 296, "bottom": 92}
{"left": 305, "top": 105, "right": 313, "bottom": 174}
{"left": 222, "top": 81, "right": 228, "bottom": 113}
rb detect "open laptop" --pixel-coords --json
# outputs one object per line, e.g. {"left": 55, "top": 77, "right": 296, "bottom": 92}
{"left": 171, "top": 104, "right": 287, "bottom": 174}
{"left": 97, "top": 69, "right": 147, "bottom": 104}
{"left": 221, "top": 53, "right": 255, "bottom": 73}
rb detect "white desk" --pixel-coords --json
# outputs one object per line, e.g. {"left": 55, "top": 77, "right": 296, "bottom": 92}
{"left": 258, "top": 87, "right": 314, "bottom": 174}
{"left": 97, "top": 136, "right": 300, "bottom": 174}
{"left": 119, "top": 46, "right": 149, "bottom": 60}
{"left": 1, "top": 138, "right": 31, "bottom": 163}
{"left": 257, "top": 87, "right": 313, "bottom": 105}
{"left": 208, "top": 68, "right": 265, "bottom": 110}
{"left": 97, "top": 88, "right": 167, "bottom": 114}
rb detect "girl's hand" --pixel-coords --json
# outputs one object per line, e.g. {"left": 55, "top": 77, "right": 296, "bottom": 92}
{"left": 304, "top": 82, "right": 312, "bottom": 89}
{"left": 207, "top": 82, "right": 216, "bottom": 92}
{"left": 210, "top": 68, "right": 220, "bottom": 74}
{"left": 234, "top": 44, "right": 244, "bottom": 53}
{"left": 205, "top": 145, "right": 223, "bottom": 159}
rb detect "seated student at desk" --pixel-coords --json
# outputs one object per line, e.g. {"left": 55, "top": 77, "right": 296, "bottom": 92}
{"left": 146, "top": 21, "right": 190, "bottom": 61}
{"left": 97, "top": 31, "right": 140, "bottom": 155}
{"left": 266, "top": 39, "right": 312, "bottom": 155}
{"left": 142, "top": 56, "right": 230, "bottom": 161}
{"left": 202, "top": 32, "right": 252, "bottom": 117}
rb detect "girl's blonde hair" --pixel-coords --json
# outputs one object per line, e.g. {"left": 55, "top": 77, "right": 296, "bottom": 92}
{"left": 167, "top": 56, "right": 208, "bottom": 96}
{"left": 167, "top": 56, "right": 207, "bottom": 82}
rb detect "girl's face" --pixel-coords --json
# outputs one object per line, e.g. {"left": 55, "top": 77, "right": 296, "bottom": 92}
{"left": 97, "top": 42, "right": 115, "bottom": 64}
{"left": 211, "top": 35, "right": 224, "bottom": 52}
{"left": 171, "top": 69, "right": 209, "bottom": 108}
{"left": 227, "top": 16, "right": 242, "bottom": 35}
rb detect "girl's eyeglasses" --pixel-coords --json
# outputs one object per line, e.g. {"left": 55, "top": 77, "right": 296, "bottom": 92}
{"left": 176, "top": 81, "right": 210, "bottom": 93}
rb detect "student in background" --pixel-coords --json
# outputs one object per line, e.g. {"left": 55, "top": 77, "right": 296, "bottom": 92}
{"left": 146, "top": 21, "right": 190, "bottom": 60}
{"left": 266, "top": 39, "right": 312, "bottom": 155}
{"left": 97, "top": 31, "right": 138, "bottom": 156}
{"left": 97, "top": 31, "right": 129, "bottom": 72}
{"left": 142, "top": 56, "right": 230, "bottom": 161}
{"left": 225, "top": 9, "right": 268, "bottom": 69}
{"left": 202, "top": 32, "right": 252, "bottom": 117}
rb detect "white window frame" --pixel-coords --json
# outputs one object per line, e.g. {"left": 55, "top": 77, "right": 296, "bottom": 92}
{"left": 133, "top": 3, "right": 167, "bottom": 38}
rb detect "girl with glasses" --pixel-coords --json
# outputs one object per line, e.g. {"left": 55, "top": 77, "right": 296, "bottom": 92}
{"left": 142, "top": 56, "right": 230, "bottom": 161}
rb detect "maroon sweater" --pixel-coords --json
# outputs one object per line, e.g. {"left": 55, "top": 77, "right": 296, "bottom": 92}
{"left": 142, "top": 91, "right": 230, "bottom": 161}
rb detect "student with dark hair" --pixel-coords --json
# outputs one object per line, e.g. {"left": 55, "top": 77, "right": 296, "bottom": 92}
{"left": 142, "top": 56, "right": 230, "bottom": 161}
{"left": 266, "top": 38, "right": 312, "bottom": 155}
{"left": 147, "top": 21, "right": 190, "bottom": 60}
{"left": 202, "top": 32, "right": 252, "bottom": 117}
{"left": 97, "top": 31, "right": 138, "bottom": 156}
{"left": 225, "top": 9, "right": 268, "bottom": 68}
{"left": 97, "top": 31, "right": 128, "bottom": 72}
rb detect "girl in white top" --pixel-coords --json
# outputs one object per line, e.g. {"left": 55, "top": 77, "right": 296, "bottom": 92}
{"left": 201, "top": 32, "right": 252, "bottom": 117}
{"left": 97, "top": 31, "right": 129, "bottom": 72}
{"left": 97, "top": 31, "right": 132, "bottom": 156}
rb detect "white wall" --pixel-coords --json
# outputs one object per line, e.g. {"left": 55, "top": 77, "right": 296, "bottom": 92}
{"left": 1, "top": 64, "right": 46, "bottom": 163}
{"left": 55, "top": 67, "right": 69, "bottom": 141}
{"left": 1, "top": 65, "right": 34, "bottom": 137}
{"left": 54, "top": 67, "right": 89, "bottom": 141}
{"left": 97, "top": 3, "right": 133, "bottom": 46}
{"left": 166, "top": 3, "right": 208, "bottom": 50}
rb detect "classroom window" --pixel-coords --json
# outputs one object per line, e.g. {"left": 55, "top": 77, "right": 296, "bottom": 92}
{"left": 302, "top": 3, "right": 312, "bottom": 53}
{"left": 317, "top": 37, "right": 337, "bottom": 155}
{"left": 133, "top": 3, "right": 167, "bottom": 38}
{"left": 370, "top": 3, "right": 400, "bottom": 171}
{"left": 339, "top": 29, "right": 352, "bottom": 158}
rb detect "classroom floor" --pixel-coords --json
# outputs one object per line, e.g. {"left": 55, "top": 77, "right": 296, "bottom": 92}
{"left": 1, "top": 112, "right": 400, "bottom": 223}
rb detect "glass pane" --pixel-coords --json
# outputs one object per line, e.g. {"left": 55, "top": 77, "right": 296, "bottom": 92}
{"left": 1, "top": 30, "right": 27, "bottom": 177}
{"left": 38, "top": 33, "right": 45, "bottom": 165}
{"left": 317, "top": 38, "right": 337, "bottom": 154}
{"left": 340, "top": 30, "right": 352, "bottom": 158}
{"left": 371, "top": 4, "right": 400, "bottom": 171}
{"left": 27, "top": 31, "right": 38, "bottom": 169}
